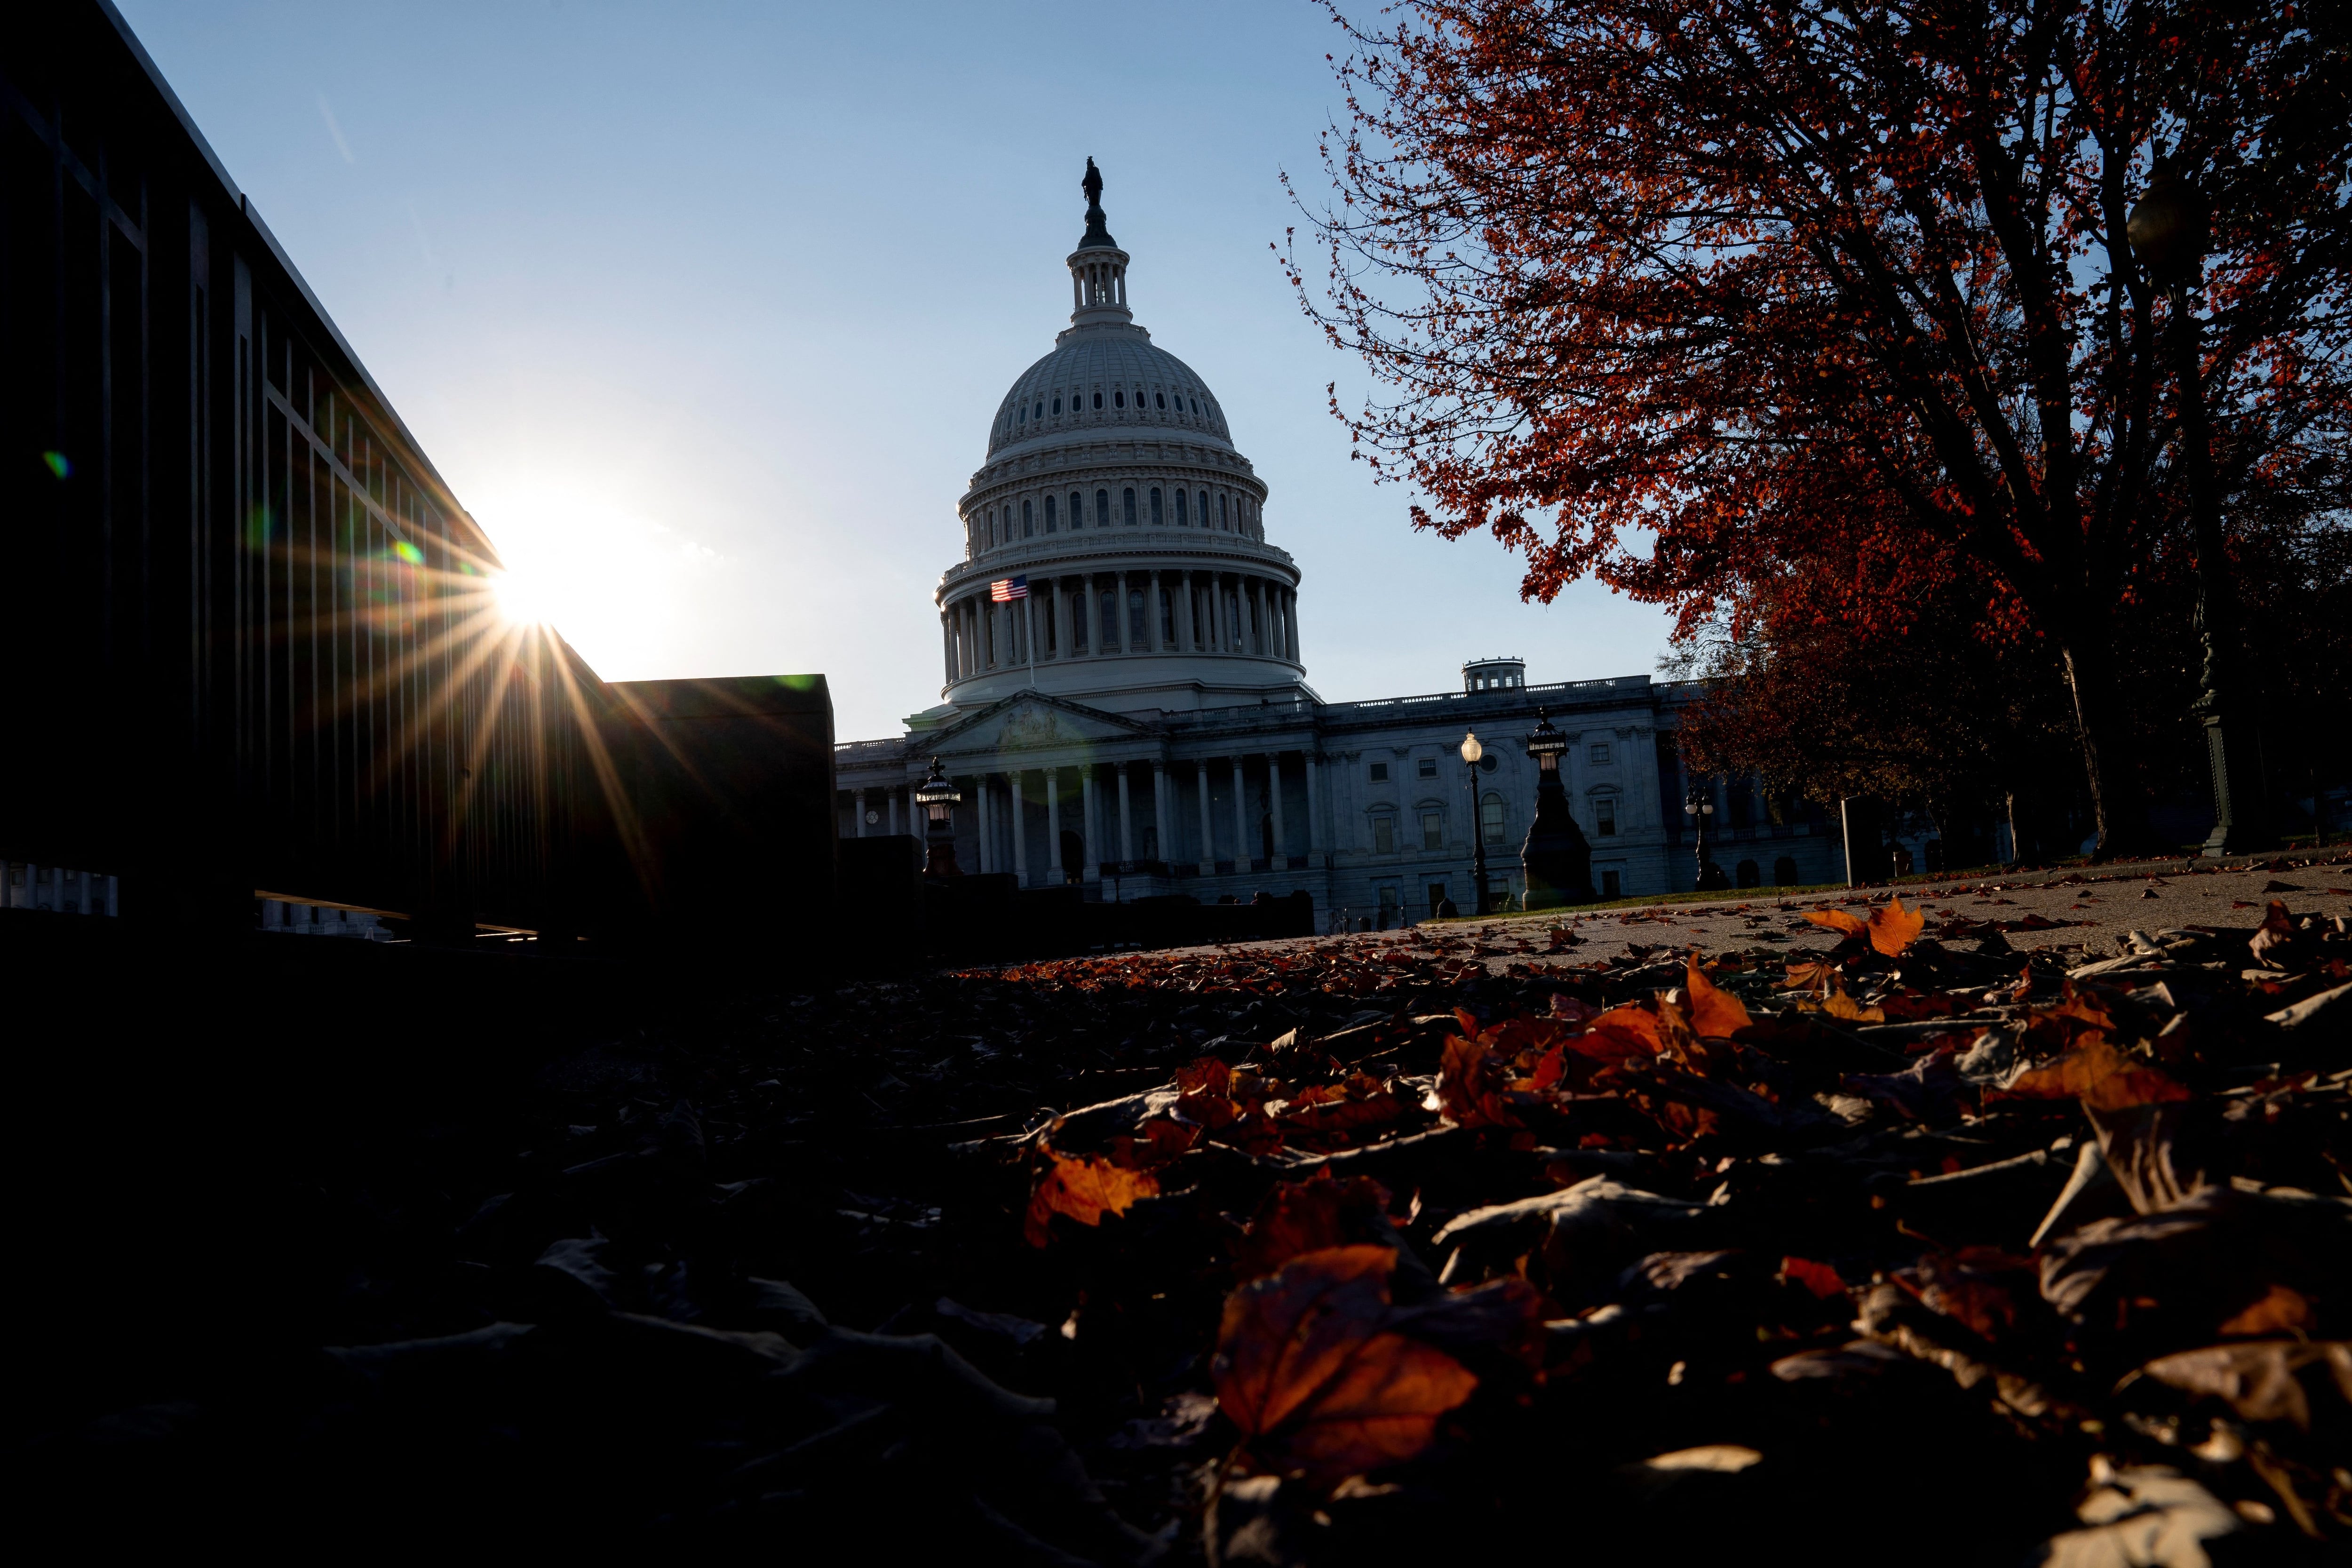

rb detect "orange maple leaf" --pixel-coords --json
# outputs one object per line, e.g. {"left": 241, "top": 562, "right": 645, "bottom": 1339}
{"left": 1867, "top": 894, "right": 1926, "bottom": 956}
{"left": 1804, "top": 896, "right": 1925, "bottom": 956}
{"left": 1213, "top": 1245, "right": 1478, "bottom": 1483}
{"left": 1023, "top": 1149, "right": 1160, "bottom": 1247}
{"left": 1684, "top": 955, "right": 1754, "bottom": 1039}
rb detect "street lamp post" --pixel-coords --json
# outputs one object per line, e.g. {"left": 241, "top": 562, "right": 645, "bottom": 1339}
{"left": 1459, "top": 731, "right": 1489, "bottom": 915}
{"left": 914, "top": 757, "right": 964, "bottom": 878}
{"left": 1518, "top": 709, "right": 1594, "bottom": 907}
{"left": 2128, "top": 160, "right": 2273, "bottom": 856}
{"left": 1683, "top": 783, "right": 1726, "bottom": 891}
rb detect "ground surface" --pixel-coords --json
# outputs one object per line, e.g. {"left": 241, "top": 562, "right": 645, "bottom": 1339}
{"left": 18, "top": 850, "right": 2352, "bottom": 1562}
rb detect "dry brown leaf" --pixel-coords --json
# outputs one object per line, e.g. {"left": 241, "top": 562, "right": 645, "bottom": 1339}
{"left": 1024, "top": 1150, "right": 1160, "bottom": 1247}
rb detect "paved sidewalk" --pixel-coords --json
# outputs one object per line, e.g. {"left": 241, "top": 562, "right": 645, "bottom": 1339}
{"left": 1160, "top": 850, "right": 2352, "bottom": 972}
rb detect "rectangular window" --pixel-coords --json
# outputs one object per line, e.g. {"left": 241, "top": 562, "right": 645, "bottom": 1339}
{"left": 1417, "top": 757, "right": 1438, "bottom": 779}
{"left": 1595, "top": 797, "right": 1617, "bottom": 836}
{"left": 1427, "top": 883, "right": 1448, "bottom": 914}
{"left": 1421, "top": 812, "right": 1444, "bottom": 850}
{"left": 1601, "top": 869, "right": 1622, "bottom": 898}
{"left": 1373, "top": 817, "right": 1396, "bottom": 854}
{"left": 1368, "top": 762, "right": 1389, "bottom": 782}
{"left": 1481, "top": 797, "right": 1505, "bottom": 844}
{"left": 1589, "top": 742, "right": 1611, "bottom": 765}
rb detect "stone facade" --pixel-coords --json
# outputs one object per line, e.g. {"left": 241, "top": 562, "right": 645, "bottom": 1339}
{"left": 835, "top": 170, "right": 1843, "bottom": 925}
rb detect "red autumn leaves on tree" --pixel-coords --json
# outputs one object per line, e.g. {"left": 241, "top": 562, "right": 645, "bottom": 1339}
{"left": 1289, "top": 1, "right": 2352, "bottom": 853}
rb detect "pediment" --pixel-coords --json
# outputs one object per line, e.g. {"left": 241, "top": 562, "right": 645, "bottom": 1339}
{"left": 926, "top": 692, "right": 1155, "bottom": 756}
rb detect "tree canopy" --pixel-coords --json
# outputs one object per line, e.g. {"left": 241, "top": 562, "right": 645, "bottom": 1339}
{"left": 1290, "top": 0, "right": 2352, "bottom": 853}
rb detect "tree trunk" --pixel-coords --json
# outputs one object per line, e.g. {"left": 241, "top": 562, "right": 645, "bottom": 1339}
{"left": 2057, "top": 636, "right": 2154, "bottom": 861}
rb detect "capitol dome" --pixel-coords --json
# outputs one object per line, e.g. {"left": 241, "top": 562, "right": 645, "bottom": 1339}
{"left": 933, "top": 161, "right": 1309, "bottom": 718}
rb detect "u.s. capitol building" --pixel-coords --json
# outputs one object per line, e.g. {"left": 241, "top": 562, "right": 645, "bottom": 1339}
{"left": 834, "top": 167, "right": 1841, "bottom": 924}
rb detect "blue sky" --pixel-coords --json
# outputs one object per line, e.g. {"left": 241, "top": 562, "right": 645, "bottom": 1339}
{"left": 119, "top": 0, "right": 1675, "bottom": 740}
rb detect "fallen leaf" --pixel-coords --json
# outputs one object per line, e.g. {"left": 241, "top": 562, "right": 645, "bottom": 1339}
{"left": 1212, "top": 1245, "right": 1478, "bottom": 1483}
{"left": 1024, "top": 1150, "right": 1160, "bottom": 1247}
{"left": 2139, "top": 1340, "right": 2351, "bottom": 1428}
{"left": 1233, "top": 1175, "right": 1401, "bottom": 1281}
{"left": 1683, "top": 955, "right": 1753, "bottom": 1040}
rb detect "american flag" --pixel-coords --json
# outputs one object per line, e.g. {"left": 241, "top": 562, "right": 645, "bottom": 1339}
{"left": 990, "top": 576, "right": 1029, "bottom": 602}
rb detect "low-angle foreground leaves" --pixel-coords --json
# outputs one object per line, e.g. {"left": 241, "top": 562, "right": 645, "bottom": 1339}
{"left": 25, "top": 859, "right": 2352, "bottom": 1561}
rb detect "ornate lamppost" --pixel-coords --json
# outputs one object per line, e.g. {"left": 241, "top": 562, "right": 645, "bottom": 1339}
{"left": 1459, "top": 730, "right": 1490, "bottom": 915}
{"left": 1518, "top": 709, "right": 1594, "bottom": 908}
{"left": 2128, "top": 160, "right": 2272, "bottom": 855}
{"left": 1684, "top": 782, "right": 1728, "bottom": 891}
{"left": 914, "top": 757, "right": 964, "bottom": 878}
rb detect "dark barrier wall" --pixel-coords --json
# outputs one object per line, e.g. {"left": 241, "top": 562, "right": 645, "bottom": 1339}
{"left": 0, "top": 3, "right": 619, "bottom": 933}
{"left": 593, "top": 677, "right": 837, "bottom": 939}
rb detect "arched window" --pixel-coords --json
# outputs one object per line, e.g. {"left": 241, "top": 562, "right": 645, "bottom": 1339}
{"left": 1016, "top": 405, "right": 1025, "bottom": 424}
{"left": 1174, "top": 489, "right": 1189, "bottom": 526}
{"left": 1480, "top": 793, "right": 1507, "bottom": 846}
{"left": 1592, "top": 794, "right": 1618, "bottom": 837}
{"left": 1043, "top": 493, "right": 1057, "bottom": 532}
{"left": 1114, "top": 390, "right": 1125, "bottom": 408}
{"left": 1174, "top": 394, "right": 1185, "bottom": 412}
{"left": 1155, "top": 391, "right": 1166, "bottom": 408}
{"left": 1198, "top": 489, "right": 1210, "bottom": 526}
{"left": 1099, "top": 590, "right": 1117, "bottom": 648}
{"left": 1052, "top": 396, "right": 1062, "bottom": 415}
{"left": 1022, "top": 498, "right": 1033, "bottom": 537}
{"left": 1149, "top": 487, "right": 1163, "bottom": 525}
{"left": 1736, "top": 859, "right": 1761, "bottom": 888}
{"left": 1218, "top": 494, "right": 1229, "bottom": 529}
{"left": 1093, "top": 391, "right": 1103, "bottom": 409}
{"left": 1095, "top": 488, "right": 1110, "bottom": 526}
{"left": 1070, "top": 492, "right": 1084, "bottom": 529}
{"left": 1122, "top": 487, "right": 1137, "bottom": 525}
{"left": 985, "top": 508, "right": 996, "bottom": 545}
{"left": 1033, "top": 400, "right": 1044, "bottom": 420}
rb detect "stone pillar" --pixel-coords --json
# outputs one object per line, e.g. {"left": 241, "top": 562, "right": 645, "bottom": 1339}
{"left": 1196, "top": 759, "right": 1217, "bottom": 873}
{"left": 1081, "top": 766, "right": 1100, "bottom": 881}
{"left": 1173, "top": 572, "right": 1192, "bottom": 652}
{"left": 1147, "top": 571, "right": 1163, "bottom": 652}
{"left": 1287, "top": 589, "right": 1301, "bottom": 662}
{"left": 1046, "top": 767, "right": 1063, "bottom": 881}
{"left": 856, "top": 787, "right": 869, "bottom": 837}
{"left": 1116, "top": 761, "right": 1134, "bottom": 866}
{"left": 1009, "top": 770, "right": 1028, "bottom": 884}
{"left": 1110, "top": 571, "right": 1125, "bottom": 653}
{"left": 1232, "top": 756, "right": 1250, "bottom": 868}
{"left": 942, "top": 611, "right": 955, "bottom": 682}
{"left": 1266, "top": 754, "right": 1287, "bottom": 863}
{"left": 888, "top": 786, "right": 900, "bottom": 836}
{"left": 1303, "top": 751, "right": 1321, "bottom": 858}
{"left": 1152, "top": 760, "right": 1172, "bottom": 866}
{"left": 976, "top": 774, "right": 993, "bottom": 874}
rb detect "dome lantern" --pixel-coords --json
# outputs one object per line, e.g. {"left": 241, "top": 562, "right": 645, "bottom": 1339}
{"left": 1067, "top": 157, "right": 1134, "bottom": 330}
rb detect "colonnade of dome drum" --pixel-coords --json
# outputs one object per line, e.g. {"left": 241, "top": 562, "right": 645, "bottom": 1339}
{"left": 943, "top": 566, "right": 1299, "bottom": 684}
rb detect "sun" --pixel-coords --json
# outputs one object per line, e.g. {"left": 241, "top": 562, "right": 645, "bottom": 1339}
{"left": 492, "top": 565, "right": 554, "bottom": 626}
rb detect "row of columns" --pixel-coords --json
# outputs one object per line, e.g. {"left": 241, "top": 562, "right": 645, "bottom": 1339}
{"left": 842, "top": 785, "right": 908, "bottom": 837}
{"left": 948, "top": 750, "right": 1326, "bottom": 886}
{"left": 941, "top": 569, "right": 1302, "bottom": 684}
